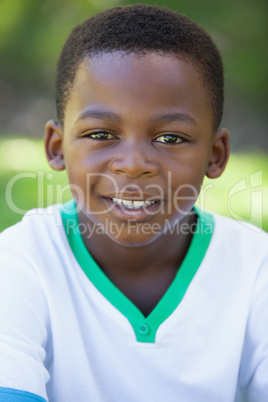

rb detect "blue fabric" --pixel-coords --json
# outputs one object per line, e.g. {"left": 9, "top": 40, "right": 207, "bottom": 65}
{"left": 0, "top": 387, "right": 46, "bottom": 402}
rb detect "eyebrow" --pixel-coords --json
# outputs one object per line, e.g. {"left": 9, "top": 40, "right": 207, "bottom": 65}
{"left": 150, "top": 112, "right": 197, "bottom": 125}
{"left": 75, "top": 109, "right": 121, "bottom": 123}
{"left": 75, "top": 109, "right": 197, "bottom": 126}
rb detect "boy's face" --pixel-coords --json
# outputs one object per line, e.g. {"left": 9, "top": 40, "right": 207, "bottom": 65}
{"left": 45, "top": 51, "right": 229, "bottom": 246}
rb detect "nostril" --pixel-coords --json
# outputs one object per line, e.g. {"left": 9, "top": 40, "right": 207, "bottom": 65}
{"left": 112, "top": 167, "right": 153, "bottom": 178}
{"left": 108, "top": 153, "right": 159, "bottom": 178}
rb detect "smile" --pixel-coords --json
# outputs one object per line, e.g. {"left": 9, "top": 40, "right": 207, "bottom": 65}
{"left": 112, "top": 198, "right": 157, "bottom": 209}
{"left": 102, "top": 196, "right": 162, "bottom": 222}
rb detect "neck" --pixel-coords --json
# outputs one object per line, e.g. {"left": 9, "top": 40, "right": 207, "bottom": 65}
{"left": 78, "top": 211, "right": 197, "bottom": 279}
{"left": 78, "top": 210, "right": 197, "bottom": 316}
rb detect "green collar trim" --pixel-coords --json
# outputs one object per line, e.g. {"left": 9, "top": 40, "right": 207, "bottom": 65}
{"left": 60, "top": 200, "right": 214, "bottom": 343}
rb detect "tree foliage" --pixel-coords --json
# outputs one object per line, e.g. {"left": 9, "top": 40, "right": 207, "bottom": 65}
{"left": 0, "top": 0, "right": 267, "bottom": 142}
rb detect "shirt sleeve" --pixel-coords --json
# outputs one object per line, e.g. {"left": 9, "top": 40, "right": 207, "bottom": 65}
{"left": 0, "top": 388, "right": 46, "bottom": 402}
{"left": 238, "top": 250, "right": 268, "bottom": 401}
{"left": 0, "top": 227, "right": 50, "bottom": 402}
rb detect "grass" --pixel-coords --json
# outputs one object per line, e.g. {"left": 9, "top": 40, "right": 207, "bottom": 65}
{"left": 0, "top": 136, "right": 267, "bottom": 232}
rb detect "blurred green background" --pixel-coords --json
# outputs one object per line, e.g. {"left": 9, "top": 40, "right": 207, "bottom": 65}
{"left": 0, "top": 0, "right": 267, "bottom": 232}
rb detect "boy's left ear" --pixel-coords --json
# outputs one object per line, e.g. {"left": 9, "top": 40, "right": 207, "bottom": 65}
{"left": 206, "top": 128, "right": 230, "bottom": 179}
{"left": 44, "top": 120, "right": 65, "bottom": 171}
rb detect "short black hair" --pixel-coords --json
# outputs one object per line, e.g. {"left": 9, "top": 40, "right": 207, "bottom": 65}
{"left": 56, "top": 4, "right": 224, "bottom": 130}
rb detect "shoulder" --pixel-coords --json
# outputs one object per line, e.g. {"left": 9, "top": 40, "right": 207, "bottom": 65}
{"left": 209, "top": 211, "right": 267, "bottom": 259}
{"left": 0, "top": 203, "right": 64, "bottom": 247}
{"left": 0, "top": 204, "right": 67, "bottom": 272}
{"left": 198, "top": 210, "right": 268, "bottom": 295}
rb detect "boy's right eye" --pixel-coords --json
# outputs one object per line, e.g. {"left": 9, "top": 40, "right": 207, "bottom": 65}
{"left": 83, "top": 131, "right": 116, "bottom": 140}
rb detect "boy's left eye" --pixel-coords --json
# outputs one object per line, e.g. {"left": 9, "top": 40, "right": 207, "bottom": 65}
{"left": 154, "top": 134, "right": 183, "bottom": 144}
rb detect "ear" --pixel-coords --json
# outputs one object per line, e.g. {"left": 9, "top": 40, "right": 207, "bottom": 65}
{"left": 44, "top": 120, "right": 65, "bottom": 171}
{"left": 206, "top": 128, "right": 230, "bottom": 179}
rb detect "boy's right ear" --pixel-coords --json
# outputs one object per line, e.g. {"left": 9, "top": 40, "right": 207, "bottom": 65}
{"left": 44, "top": 120, "right": 65, "bottom": 171}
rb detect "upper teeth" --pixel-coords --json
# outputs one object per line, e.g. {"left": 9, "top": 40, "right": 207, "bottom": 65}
{"left": 112, "top": 198, "right": 155, "bottom": 209}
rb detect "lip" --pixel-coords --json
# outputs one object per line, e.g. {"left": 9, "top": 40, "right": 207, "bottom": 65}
{"left": 102, "top": 191, "right": 160, "bottom": 201}
{"left": 102, "top": 196, "right": 163, "bottom": 222}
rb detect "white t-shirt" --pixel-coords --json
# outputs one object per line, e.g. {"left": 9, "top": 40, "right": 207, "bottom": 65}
{"left": 0, "top": 200, "right": 267, "bottom": 402}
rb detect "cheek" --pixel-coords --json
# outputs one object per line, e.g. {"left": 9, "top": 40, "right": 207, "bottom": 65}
{"left": 168, "top": 158, "right": 209, "bottom": 213}
{"left": 171, "top": 184, "right": 200, "bottom": 216}
{"left": 169, "top": 160, "right": 208, "bottom": 190}
{"left": 64, "top": 146, "right": 107, "bottom": 189}
{"left": 173, "top": 145, "right": 211, "bottom": 183}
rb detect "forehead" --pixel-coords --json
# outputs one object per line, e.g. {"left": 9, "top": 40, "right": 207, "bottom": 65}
{"left": 65, "top": 51, "right": 213, "bottom": 131}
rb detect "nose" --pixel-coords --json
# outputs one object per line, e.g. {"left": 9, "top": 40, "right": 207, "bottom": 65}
{"left": 108, "top": 140, "right": 159, "bottom": 178}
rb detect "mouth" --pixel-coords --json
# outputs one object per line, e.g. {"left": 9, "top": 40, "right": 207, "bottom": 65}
{"left": 111, "top": 197, "right": 158, "bottom": 209}
{"left": 102, "top": 196, "right": 162, "bottom": 221}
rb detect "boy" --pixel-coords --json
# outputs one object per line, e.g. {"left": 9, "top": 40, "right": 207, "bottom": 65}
{"left": 0, "top": 4, "right": 267, "bottom": 402}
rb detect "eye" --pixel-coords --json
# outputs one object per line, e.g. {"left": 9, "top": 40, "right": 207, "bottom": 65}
{"left": 154, "top": 134, "right": 183, "bottom": 144}
{"left": 84, "top": 131, "right": 116, "bottom": 140}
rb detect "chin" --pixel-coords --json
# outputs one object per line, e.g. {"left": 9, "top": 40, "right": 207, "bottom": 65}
{"left": 105, "top": 231, "right": 162, "bottom": 248}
